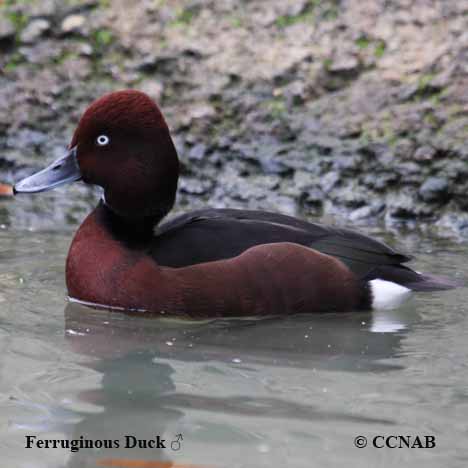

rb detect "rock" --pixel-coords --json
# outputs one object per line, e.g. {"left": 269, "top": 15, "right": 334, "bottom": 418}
{"left": 328, "top": 54, "right": 360, "bottom": 73}
{"left": 139, "top": 80, "right": 164, "bottom": 103}
{"left": 59, "top": 57, "right": 92, "bottom": 80}
{"left": 363, "top": 171, "right": 399, "bottom": 191}
{"left": 320, "top": 171, "right": 340, "bottom": 193}
{"left": 283, "top": 80, "right": 306, "bottom": 105}
{"left": 136, "top": 54, "right": 177, "bottom": 74}
{"left": 419, "top": 177, "right": 450, "bottom": 203}
{"left": 28, "top": 0, "right": 57, "bottom": 18}
{"left": 20, "top": 19, "right": 50, "bottom": 44}
{"left": 179, "top": 177, "right": 213, "bottom": 195}
{"left": 386, "top": 192, "right": 433, "bottom": 219}
{"left": 181, "top": 103, "right": 216, "bottom": 126}
{"left": 300, "top": 186, "right": 324, "bottom": 207}
{"left": 78, "top": 43, "right": 93, "bottom": 57}
{"left": 332, "top": 182, "right": 369, "bottom": 208}
{"left": 18, "top": 40, "right": 62, "bottom": 64}
{"left": 61, "top": 15, "right": 86, "bottom": 35}
{"left": 414, "top": 145, "right": 436, "bottom": 162}
{"left": 188, "top": 143, "right": 207, "bottom": 161}
{"left": 349, "top": 203, "right": 385, "bottom": 221}
{"left": 0, "top": 17, "right": 15, "bottom": 44}
{"left": 259, "top": 157, "right": 293, "bottom": 175}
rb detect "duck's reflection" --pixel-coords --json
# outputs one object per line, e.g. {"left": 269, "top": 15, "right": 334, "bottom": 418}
{"left": 62, "top": 302, "right": 418, "bottom": 467}
{"left": 65, "top": 302, "right": 417, "bottom": 372}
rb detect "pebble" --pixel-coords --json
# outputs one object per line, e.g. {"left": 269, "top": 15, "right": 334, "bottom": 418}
{"left": 0, "top": 17, "right": 15, "bottom": 42}
{"left": 20, "top": 19, "right": 50, "bottom": 44}
{"left": 61, "top": 15, "right": 86, "bottom": 35}
{"left": 419, "top": 177, "right": 449, "bottom": 202}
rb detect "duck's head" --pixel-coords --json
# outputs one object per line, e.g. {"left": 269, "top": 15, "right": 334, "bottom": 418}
{"left": 14, "top": 90, "right": 179, "bottom": 220}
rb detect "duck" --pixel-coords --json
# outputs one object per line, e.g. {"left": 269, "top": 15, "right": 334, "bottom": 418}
{"left": 13, "top": 90, "right": 457, "bottom": 317}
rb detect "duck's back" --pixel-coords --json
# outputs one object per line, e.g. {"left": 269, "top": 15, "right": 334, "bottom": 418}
{"left": 151, "top": 209, "right": 401, "bottom": 276}
{"left": 151, "top": 208, "right": 455, "bottom": 293}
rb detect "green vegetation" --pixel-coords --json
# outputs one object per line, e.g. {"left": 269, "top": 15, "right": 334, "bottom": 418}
{"left": 89, "top": 28, "right": 114, "bottom": 60}
{"left": 275, "top": 10, "right": 314, "bottom": 28}
{"left": 321, "top": 3, "right": 338, "bottom": 20}
{"left": 264, "top": 97, "right": 287, "bottom": 120}
{"left": 4, "top": 52, "right": 25, "bottom": 73}
{"left": 2, "top": 0, "right": 34, "bottom": 7}
{"left": 93, "top": 28, "right": 113, "bottom": 48}
{"left": 374, "top": 40, "right": 386, "bottom": 58}
{"left": 170, "top": 7, "right": 197, "bottom": 27}
{"left": 355, "top": 37, "right": 370, "bottom": 49}
{"left": 229, "top": 16, "right": 243, "bottom": 28}
{"left": 423, "top": 111, "right": 439, "bottom": 127}
{"left": 359, "top": 117, "right": 400, "bottom": 146}
{"left": 355, "top": 36, "right": 386, "bottom": 58}
{"left": 276, "top": 0, "right": 338, "bottom": 28}
{"left": 404, "top": 72, "right": 445, "bottom": 103}
{"left": 418, "top": 73, "right": 436, "bottom": 92}
{"left": 53, "top": 50, "right": 79, "bottom": 66}
{"left": 5, "top": 10, "right": 27, "bottom": 31}
{"left": 276, "top": 0, "right": 316, "bottom": 28}
{"left": 322, "top": 57, "right": 333, "bottom": 70}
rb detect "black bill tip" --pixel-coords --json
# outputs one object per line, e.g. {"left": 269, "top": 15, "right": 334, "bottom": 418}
{"left": 14, "top": 147, "right": 81, "bottom": 194}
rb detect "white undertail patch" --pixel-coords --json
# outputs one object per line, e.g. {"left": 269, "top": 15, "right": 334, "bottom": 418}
{"left": 369, "top": 279, "right": 412, "bottom": 310}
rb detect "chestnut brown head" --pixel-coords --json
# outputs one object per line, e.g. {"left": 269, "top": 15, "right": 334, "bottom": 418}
{"left": 14, "top": 90, "right": 179, "bottom": 221}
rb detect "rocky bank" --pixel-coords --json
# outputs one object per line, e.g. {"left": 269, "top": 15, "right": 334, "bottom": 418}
{"left": 1, "top": 0, "right": 468, "bottom": 236}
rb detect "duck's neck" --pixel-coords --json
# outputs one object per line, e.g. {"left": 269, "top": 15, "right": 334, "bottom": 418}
{"left": 97, "top": 200, "right": 162, "bottom": 244}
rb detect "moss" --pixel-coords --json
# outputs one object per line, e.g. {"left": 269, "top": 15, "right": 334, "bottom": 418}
{"left": 263, "top": 97, "right": 287, "bottom": 120}
{"left": 322, "top": 4, "right": 338, "bottom": 20}
{"left": 5, "top": 10, "right": 28, "bottom": 31}
{"left": 4, "top": 52, "right": 25, "bottom": 72}
{"left": 2, "top": 0, "right": 34, "bottom": 7}
{"left": 90, "top": 28, "right": 114, "bottom": 58}
{"left": 276, "top": 11, "right": 313, "bottom": 28}
{"left": 405, "top": 73, "right": 444, "bottom": 102}
{"left": 355, "top": 36, "right": 386, "bottom": 59}
{"left": 322, "top": 57, "right": 333, "bottom": 70}
{"left": 93, "top": 28, "right": 113, "bottom": 47}
{"left": 418, "top": 73, "right": 436, "bottom": 91}
{"left": 355, "top": 37, "right": 370, "bottom": 49}
{"left": 53, "top": 50, "right": 79, "bottom": 65}
{"left": 229, "top": 16, "right": 242, "bottom": 28}
{"left": 374, "top": 40, "right": 386, "bottom": 58}
{"left": 276, "top": 8, "right": 315, "bottom": 28}
{"left": 170, "top": 7, "right": 197, "bottom": 27}
{"left": 430, "top": 93, "right": 441, "bottom": 106}
{"left": 360, "top": 119, "right": 399, "bottom": 145}
{"left": 446, "top": 104, "right": 463, "bottom": 118}
{"left": 275, "top": 0, "right": 338, "bottom": 28}
{"left": 423, "top": 112, "right": 439, "bottom": 127}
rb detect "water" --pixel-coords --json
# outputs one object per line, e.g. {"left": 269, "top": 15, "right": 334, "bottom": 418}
{"left": 1, "top": 203, "right": 468, "bottom": 467}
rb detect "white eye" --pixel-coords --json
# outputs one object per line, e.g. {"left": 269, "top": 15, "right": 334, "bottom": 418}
{"left": 96, "top": 135, "right": 110, "bottom": 146}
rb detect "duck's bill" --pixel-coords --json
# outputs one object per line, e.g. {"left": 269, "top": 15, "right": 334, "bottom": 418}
{"left": 14, "top": 147, "right": 81, "bottom": 194}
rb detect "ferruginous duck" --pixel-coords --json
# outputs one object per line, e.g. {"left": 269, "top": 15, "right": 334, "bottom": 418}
{"left": 14, "top": 90, "right": 457, "bottom": 317}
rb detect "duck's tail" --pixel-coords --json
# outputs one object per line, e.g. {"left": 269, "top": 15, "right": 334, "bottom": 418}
{"left": 365, "top": 265, "right": 462, "bottom": 310}
{"left": 367, "top": 264, "right": 462, "bottom": 291}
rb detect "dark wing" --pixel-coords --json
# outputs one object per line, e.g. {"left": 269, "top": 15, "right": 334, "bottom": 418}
{"left": 151, "top": 208, "right": 413, "bottom": 279}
